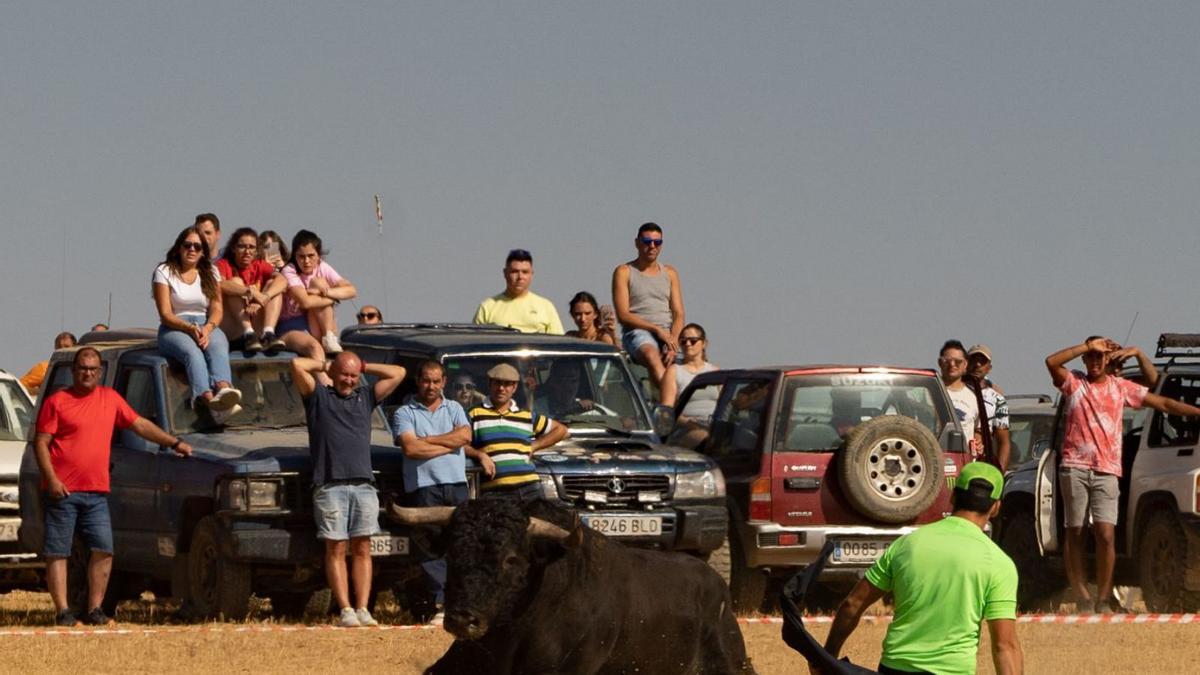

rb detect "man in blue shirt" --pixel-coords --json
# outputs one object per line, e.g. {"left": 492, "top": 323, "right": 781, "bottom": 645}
{"left": 392, "top": 360, "right": 474, "bottom": 620}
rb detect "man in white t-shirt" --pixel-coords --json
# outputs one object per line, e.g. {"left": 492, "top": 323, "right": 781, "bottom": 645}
{"left": 940, "top": 340, "right": 980, "bottom": 450}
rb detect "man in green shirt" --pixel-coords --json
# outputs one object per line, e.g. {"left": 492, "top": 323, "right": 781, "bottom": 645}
{"left": 817, "top": 462, "right": 1024, "bottom": 675}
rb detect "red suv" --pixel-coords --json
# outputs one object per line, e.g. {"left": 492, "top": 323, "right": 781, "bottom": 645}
{"left": 669, "top": 365, "right": 970, "bottom": 611}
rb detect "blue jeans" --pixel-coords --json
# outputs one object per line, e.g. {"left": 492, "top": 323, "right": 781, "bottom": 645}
{"left": 43, "top": 492, "right": 113, "bottom": 558}
{"left": 158, "top": 316, "right": 233, "bottom": 401}
{"left": 407, "top": 482, "right": 468, "bottom": 605}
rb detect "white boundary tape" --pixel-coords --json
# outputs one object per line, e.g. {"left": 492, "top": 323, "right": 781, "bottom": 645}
{"left": 0, "top": 614, "right": 1194, "bottom": 637}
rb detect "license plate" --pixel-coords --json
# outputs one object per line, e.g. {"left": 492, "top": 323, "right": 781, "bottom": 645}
{"left": 829, "top": 539, "right": 891, "bottom": 564}
{"left": 369, "top": 534, "right": 409, "bottom": 556}
{"left": 582, "top": 515, "right": 662, "bottom": 537}
{"left": 0, "top": 518, "right": 17, "bottom": 542}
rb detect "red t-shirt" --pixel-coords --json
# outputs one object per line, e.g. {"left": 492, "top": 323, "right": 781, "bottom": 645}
{"left": 36, "top": 386, "right": 139, "bottom": 493}
{"left": 216, "top": 258, "right": 277, "bottom": 290}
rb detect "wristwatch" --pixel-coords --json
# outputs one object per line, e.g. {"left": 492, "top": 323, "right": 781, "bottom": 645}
{"left": 170, "top": 438, "right": 182, "bottom": 450}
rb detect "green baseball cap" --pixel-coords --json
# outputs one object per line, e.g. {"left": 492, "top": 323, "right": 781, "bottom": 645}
{"left": 955, "top": 461, "right": 1004, "bottom": 500}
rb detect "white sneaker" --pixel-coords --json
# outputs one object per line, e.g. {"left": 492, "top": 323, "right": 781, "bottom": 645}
{"left": 338, "top": 607, "right": 360, "bottom": 627}
{"left": 355, "top": 607, "right": 378, "bottom": 627}
{"left": 210, "top": 404, "right": 243, "bottom": 426}
{"left": 209, "top": 387, "right": 242, "bottom": 411}
{"left": 322, "top": 332, "right": 343, "bottom": 354}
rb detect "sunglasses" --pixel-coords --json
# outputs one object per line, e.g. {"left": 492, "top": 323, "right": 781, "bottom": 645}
{"left": 357, "top": 312, "right": 379, "bottom": 320}
{"left": 639, "top": 237, "right": 664, "bottom": 247}
{"left": 452, "top": 382, "right": 477, "bottom": 391}
{"left": 680, "top": 336, "right": 703, "bottom": 345}
{"left": 181, "top": 241, "right": 205, "bottom": 252}
{"left": 940, "top": 358, "right": 966, "bottom": 366}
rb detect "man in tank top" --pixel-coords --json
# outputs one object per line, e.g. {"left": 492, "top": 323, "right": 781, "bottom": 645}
{"left": 611, "top": 222, "right": 685, "bottom": 398}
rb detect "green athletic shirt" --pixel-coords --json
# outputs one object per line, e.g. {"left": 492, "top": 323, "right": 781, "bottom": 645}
{"left": 864, "top": 516, "right": 1018, "bottom": 675}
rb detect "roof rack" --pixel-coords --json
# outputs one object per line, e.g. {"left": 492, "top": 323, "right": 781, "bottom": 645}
{"left": 79, "top": 327, "right": 158, "bottom": 344}
{"left": 1156, "top": 333, "right": 1200, "bottom": 358}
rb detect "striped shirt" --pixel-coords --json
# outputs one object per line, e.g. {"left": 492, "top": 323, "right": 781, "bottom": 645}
{"left": 469, "top": 400, "right": 553, "bottom": 491}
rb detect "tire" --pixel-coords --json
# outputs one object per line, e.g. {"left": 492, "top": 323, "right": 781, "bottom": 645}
{"left": 707, "top": 531, "right": 767, "bottom": 614}
{"left": 838, "top": 416, "right": 943, "bottom": 524}
{"left": 999, "top": 507, "right": 1063, "bottom": 611}
{"left": 1138, "top": 510, "right": 1200, "bottom": 613}
{"left": 187, "top": 516, "right": 252, "bottom": 620}
{"left": 271, "top": 588, "right": 333, "bottom": 619}
{"left": 66, "top": 536, "right": 121, "bottom": 616}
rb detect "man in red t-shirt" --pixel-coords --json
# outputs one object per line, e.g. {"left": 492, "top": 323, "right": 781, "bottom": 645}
{"left": 1046, "top": 336, "right": 1200, "bottom": 613}
{"left": 34, "top": 347, "right": 193, "bottom": 627}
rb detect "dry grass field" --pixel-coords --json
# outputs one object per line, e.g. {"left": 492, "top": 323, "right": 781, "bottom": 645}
{"left": 0, "top": 591, "right": 1196, "bottom": 674}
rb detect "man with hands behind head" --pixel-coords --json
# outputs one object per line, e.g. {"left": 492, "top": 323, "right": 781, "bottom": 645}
{"left": 1046, "top": 336, "right": 1200, "bottom": 612}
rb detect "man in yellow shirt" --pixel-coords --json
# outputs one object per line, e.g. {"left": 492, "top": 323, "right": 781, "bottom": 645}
{"left": 473, "top": 249, "right": 564, "bottom": 334}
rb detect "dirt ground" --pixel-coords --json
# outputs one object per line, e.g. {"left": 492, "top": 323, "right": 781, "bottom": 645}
{"left": 0, "top": 591, "right": 1196, "bottom": 674}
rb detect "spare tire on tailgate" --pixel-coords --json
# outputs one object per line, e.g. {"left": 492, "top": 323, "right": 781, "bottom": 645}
{"left": 838, "top": 416, "right": 943, "bottom": 524}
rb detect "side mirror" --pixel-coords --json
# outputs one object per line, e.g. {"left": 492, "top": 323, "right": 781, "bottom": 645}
{"left": 652, "top": 404, "right": 675, "bottom": 439}
{"left": 1032, "top": 439, "right": 1050, "bottom": 459}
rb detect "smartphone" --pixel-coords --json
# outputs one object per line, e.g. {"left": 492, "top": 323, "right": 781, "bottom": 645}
{"left": 264, "top": 240, "right": 281, "bottom": 265}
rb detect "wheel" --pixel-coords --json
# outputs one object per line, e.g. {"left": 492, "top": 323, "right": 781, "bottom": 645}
{"left": 1138, "top": 510, "right": 1200, "bottom": 612}
{"left": 66, "top": 536, "right": 121, "bottom": 616}
{"left": 707, "top": 531, "right": 767, "bottom": 614}
{"left": 271, "top": 588, "right": 332, "bottom": 619}
{"left": 187, "top": 516, "right": 252, "bottom": 620}
{"left": 999, "top": 507, "right": 1063, "bottom": 611}
{"left": 838, "top": 416, "right": 943, "bottom": 524}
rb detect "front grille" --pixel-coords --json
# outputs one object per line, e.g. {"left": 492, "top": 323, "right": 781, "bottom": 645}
{"left": 560, "top": 475, "right": 671, "bottom": 506}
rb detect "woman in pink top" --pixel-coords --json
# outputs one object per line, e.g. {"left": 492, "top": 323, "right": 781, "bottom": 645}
{"left": 278, "top": 229, "right": 357, "bottom": 356}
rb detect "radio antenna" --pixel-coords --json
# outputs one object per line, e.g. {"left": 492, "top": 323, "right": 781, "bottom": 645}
{"left": 1123, "top": 311, "right": 1139, "bottom": 345}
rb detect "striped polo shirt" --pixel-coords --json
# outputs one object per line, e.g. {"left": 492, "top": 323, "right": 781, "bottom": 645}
{"left": 468, "top": 400, "right": 552, "bottom": 491}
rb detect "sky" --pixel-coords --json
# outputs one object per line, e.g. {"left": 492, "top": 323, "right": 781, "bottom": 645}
{"left": 2, "top": 2, "right": 1198, "bottom": 395}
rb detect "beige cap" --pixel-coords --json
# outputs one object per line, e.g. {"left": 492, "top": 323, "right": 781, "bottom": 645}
{"left": 966, "top": 344, "right": 993, "bottom": 362}
{"left": 487, "top": 363, "right": 520, "bottom": 382}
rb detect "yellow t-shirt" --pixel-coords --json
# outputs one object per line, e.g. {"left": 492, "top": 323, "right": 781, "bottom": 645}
{"left": 473, "top": 292, "right": 564, "bottom": 335}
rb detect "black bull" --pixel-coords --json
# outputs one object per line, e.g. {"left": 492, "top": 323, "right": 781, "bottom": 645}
{"left": 390, "top": 499, "right": 755, "bottom": 675}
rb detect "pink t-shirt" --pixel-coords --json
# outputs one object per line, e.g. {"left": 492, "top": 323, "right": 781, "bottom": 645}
{"left": 280, "top": 261, "right": 344, "bottom": 319}
{"left": 1058, "top": 370, "right": 1147, "bottom": 476}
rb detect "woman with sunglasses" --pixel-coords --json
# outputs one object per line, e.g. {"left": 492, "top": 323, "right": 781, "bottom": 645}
{"left": 217, "top": 227, "right": 288, "bottom": 354}
{"left": 152, "top": 226, "right": 242, "bottom": 419}
{"left": 564, "top": 291, "right": 617, "bottom": 345}
{"left": 660, "top": 323, "right": 718, "bottom": 409}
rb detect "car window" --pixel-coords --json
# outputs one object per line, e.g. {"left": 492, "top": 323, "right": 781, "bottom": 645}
{"left": 443, "top": 355, "right": 650, "bottom": 432}
{"left": 117, "top": 367, "right": 157, "bottom": 420}
{"left": 1007, "top": 411, "right": 1056, "bottom": 465}
{"left": 0, "top": 381, "right": 34, "bottom": 441}
{"left": 705, "top": 378, "right": 772, "bottom": 463}
{"left": 668, "top": 380, "right": 724, "bottom": 448}
{"left": 1148, "top": 375, "right": 1200, "bottom": 447}
{"left": 774, "top": 373, "right": 947, "bottom": 452}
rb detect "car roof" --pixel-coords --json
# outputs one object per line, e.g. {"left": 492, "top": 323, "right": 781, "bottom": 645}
{"left": 341, "top": 323, "right": 620, "bottom": 355}
{"left": 51, "top": 328, "right": 298, "bottom": 364}
{"left": 703, "top": 365, "right": 938, "bottom": 377}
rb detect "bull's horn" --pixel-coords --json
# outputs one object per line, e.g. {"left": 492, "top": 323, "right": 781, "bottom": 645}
{"left": 387, "top": 504, "right": 456, "bottom": 525}
{"left": 527, "top": 517, "right": 571, "bottom": 540}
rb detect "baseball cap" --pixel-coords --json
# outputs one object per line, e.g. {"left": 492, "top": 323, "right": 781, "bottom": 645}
{"left": 955, "top": 461, "right": 1004, "bottom": 500}
{"left": 966, "top": 344, "right": 993, "bottom": 362}
{"left": 487, "top": 363, "right": 520, "bottom": 382}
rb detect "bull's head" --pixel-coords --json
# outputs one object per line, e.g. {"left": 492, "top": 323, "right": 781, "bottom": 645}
{"left": 388, "top": 499, "right": 582, "bottom": 641}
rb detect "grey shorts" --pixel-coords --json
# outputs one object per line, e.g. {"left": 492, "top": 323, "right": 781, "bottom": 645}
{"left": 1059, "top": 466, "right": 1119, "bottom": 527}
{"left": 313, "top": 483, "right": 380, "bottom": 540}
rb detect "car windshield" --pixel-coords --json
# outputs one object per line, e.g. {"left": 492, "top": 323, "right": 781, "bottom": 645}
{"left": 775, "top": 372, "right": 950, "bottom": 452}
{"left": 0, "top": 380, "right": 34, "bottom": 441}
{"left": 443, "top": 354, "right": 650, "bottom": 432}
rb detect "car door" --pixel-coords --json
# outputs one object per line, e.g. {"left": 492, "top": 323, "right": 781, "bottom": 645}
{"left": 1129, "top": 373, "right": 1200, "bottom": 549}
{"left": 108, "top": 362, "right": 165, "bottom": 571}
{"left": 693, "top": 375, "right": 775, "bottom": 522}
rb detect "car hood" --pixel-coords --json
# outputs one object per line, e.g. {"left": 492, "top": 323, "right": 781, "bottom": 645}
{"left": 181, "top": 428, "right": 404, "bottom": 474}
{"left": 533, "top": 434, "right": 715, "bottom": 475}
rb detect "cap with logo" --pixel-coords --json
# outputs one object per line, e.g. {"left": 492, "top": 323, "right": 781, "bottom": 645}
{"left": 954, "top": 461, "right": 1004, "bottom": 500}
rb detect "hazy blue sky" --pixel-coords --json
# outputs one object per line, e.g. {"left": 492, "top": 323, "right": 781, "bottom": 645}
{"left": 2, "top": 2, "right": 1198, "bottom": 394}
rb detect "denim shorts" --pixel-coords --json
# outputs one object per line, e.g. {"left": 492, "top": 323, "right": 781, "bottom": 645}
{"left": 622, "top": 329, "right": 683, "bottom": 364}
{"left": 277, "top": 314, "right": 309, "bottom": 336}
{"left": 313, "top": 483, "right": 380, "bottom": 540}
{"left": 43, "top": 492, "right": 113, "bottom": 558}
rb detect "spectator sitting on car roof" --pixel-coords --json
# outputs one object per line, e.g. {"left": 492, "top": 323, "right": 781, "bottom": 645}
{"left": 152, "top": 226, "right": 243, "bottom": 423}
{"left": 279, "top": 229, "right": 356, "bottom": 357}
{"left": 473, "top": 249, "right": 564, "bottom": 334}
{"left": 194, "top": 213, "right": 221, "bottom": 259}
{"left": 89, "top": 323, "right": 108, "bottom": 332}
{"left": 217, "top": 227, "right": 288, "bottom": 355}
{"left": 966, "top": 344, "right": 1012, "bottom": 470}
{"left": 564, "top": 291, "right": 616, "bottom": 345}
{"left": 257, "top": 230, "right": 289, "bottom": 272}
{"left": 355, "top": 305, "right": 383, "bottom": 325}
{"left": 20, "top": 332, "right": 77, "bottom": 396}
{"left": 612, "top": 222, "right": 684, "bottom": 402}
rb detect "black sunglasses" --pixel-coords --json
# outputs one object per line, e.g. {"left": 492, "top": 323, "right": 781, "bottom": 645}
{"left": 181, "top": 241, "right": 205, "bottom": 252}
{"left": 639, "top": 237, "right": 664, "bottom": 247}
{"left": 357, "top": 312, "right": 379, "bottom": 320}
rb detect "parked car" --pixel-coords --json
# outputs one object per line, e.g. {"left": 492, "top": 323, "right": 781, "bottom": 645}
{"left": 18, "top": 329, "right": 464, "bottom": 619}
{"left": 669, "top": 365, "right": 970, "bottom": 612}
{"left": 0, "top": 369, "right": 40, "bottom": 591}
{"left": 340, "top": 323, "right": 728, "bottom": 557}
{"left": 1002, "top": 333, "right": 1200, "bottom": 612}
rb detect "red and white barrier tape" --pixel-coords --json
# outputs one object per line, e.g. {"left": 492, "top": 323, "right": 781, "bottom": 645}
{"left": 737, "top": 613, "right": 1199, "bottom": 625}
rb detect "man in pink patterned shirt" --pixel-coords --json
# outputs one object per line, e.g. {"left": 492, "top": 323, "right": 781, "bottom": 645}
{"left": 1046, "top": 336, "right": 1200, "bottom": 613}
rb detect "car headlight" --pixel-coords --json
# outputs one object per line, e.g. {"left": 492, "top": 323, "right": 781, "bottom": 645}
{"left": 675, "top": 469, "right": 725, "bottom": 500}
{"left": 539, "top": 474, "right": 560, "bottom": 500}
{"left": 221, "top": 478, "right": 282, "bottom": 511}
